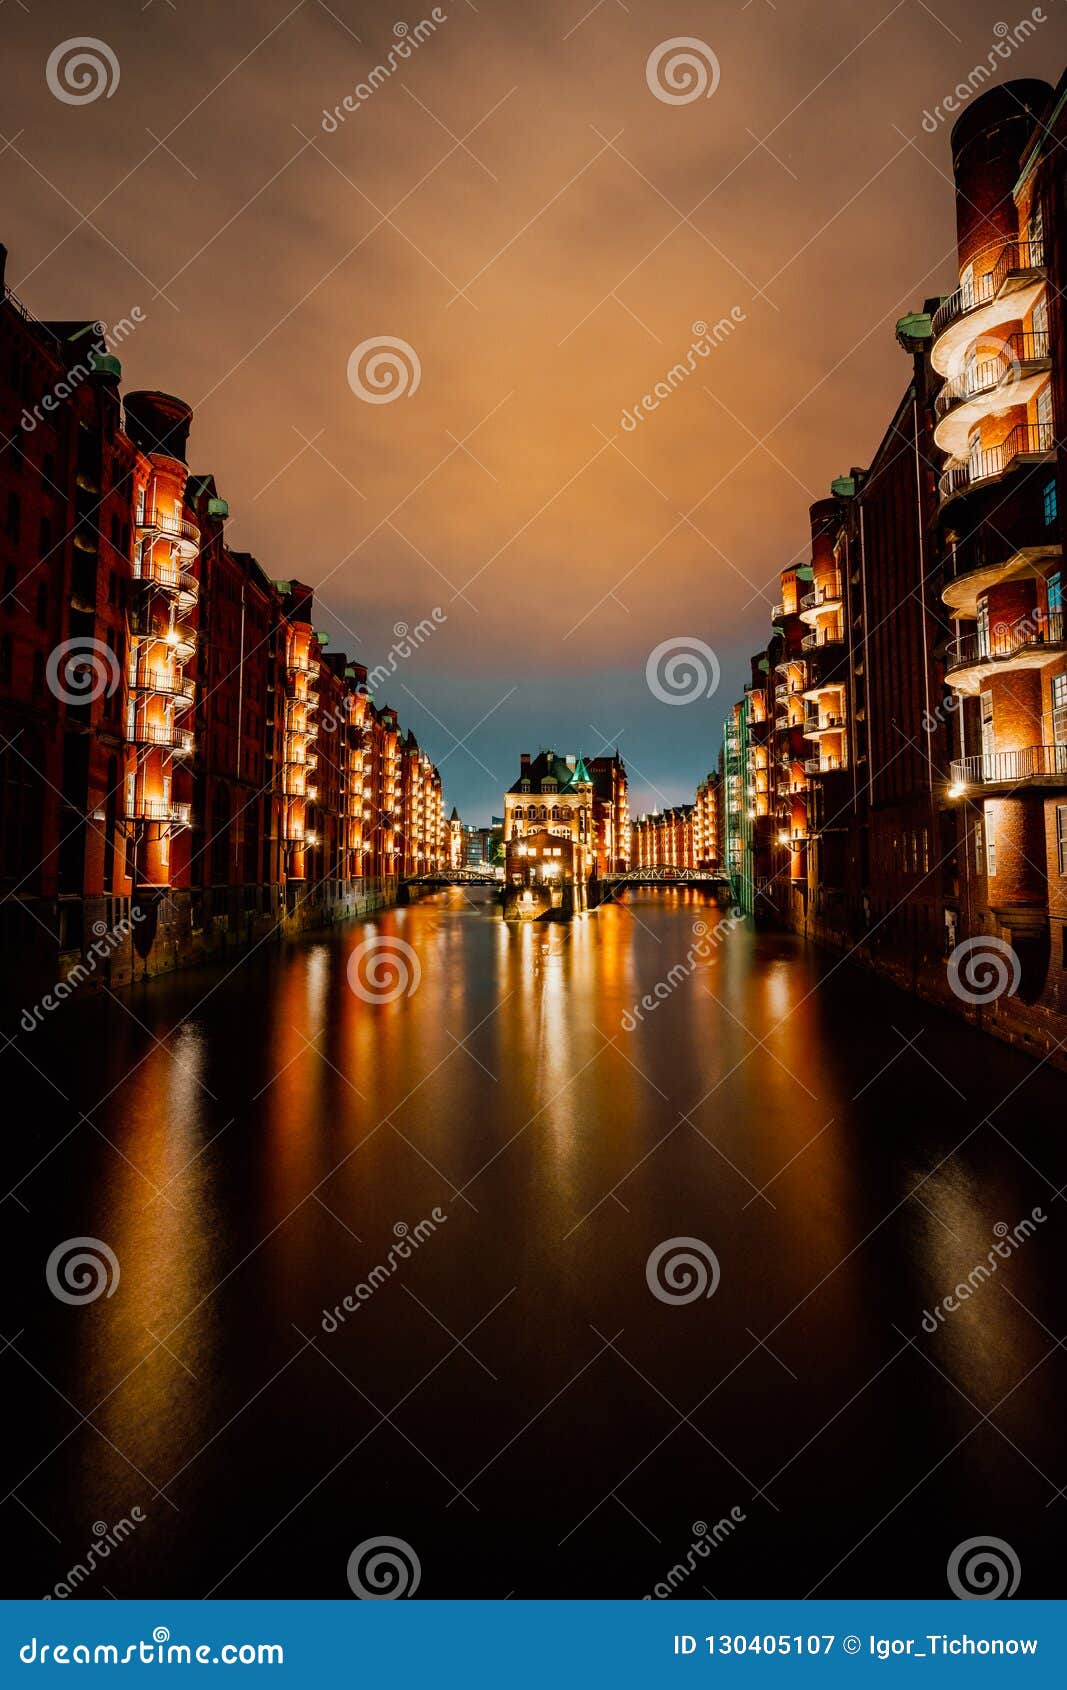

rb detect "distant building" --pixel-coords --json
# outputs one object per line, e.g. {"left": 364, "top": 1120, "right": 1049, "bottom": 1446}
{"left": 504, "top": 750, "right": 596, "bottom": 912}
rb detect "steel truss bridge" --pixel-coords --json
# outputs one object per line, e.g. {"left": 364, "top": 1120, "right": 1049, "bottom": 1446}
{"left": 402, "top": 869, "right": 503, "bottom": 886}
{"left": 599, "top": 867, "right": 729, "bottom": 887}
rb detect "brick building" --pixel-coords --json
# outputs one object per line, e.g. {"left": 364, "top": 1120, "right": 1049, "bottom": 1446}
{"left": 0, "top": 243, "right": 446, "bottom": 997}
{"left": 716, "top": 72, "right": 1067, "bottom": 1062}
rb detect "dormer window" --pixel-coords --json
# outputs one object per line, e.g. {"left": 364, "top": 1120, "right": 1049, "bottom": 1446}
{"left": 520, "top": 779, "right": 530, "bottom": 792}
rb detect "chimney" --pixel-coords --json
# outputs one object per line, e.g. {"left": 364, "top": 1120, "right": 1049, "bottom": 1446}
{"left": 520, "top": 753, "right": 530, "bottom": 769}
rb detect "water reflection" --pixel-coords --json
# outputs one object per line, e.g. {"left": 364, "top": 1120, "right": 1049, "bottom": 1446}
{"left": 10, "top": 887, "right": 1065, "bottom": 1597}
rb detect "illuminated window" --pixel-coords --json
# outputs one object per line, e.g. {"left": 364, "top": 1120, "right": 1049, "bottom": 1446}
{"left": 1057, "top": 806, "right": 1067, "bottom": 876}
{"left": 984, "top": 804, "right": 997, "bottom": 877}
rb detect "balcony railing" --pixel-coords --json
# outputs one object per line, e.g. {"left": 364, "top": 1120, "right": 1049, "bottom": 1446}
{"left": 124, "top": 797, "right": 191, "bottom": 824}
{"left": 804, "top": 755, "right": 848, "bottom": 775}
{"left": 801, "top": 626, "right": 844, "bottom": 651}
{"left": 799, "top": 574, "right": 843, "bottom": 613}
{"left": 931, "top": 238, "right": 1045, "bottom": 340}
{"left": 939, "top": 421, "right": 1055, "bottom": 505}
{"left": 950, "top": 745, "right": 1067, "bottom": 786}
{"left": 127, "top": 662, "right": 194, "bottom": 703}
{"left": 136, "top": 508, "right": 200, "bottom": 549}
{"left": 129, "top": 722, "right": 195, "bottom": 753}
{"left": 803, "top": 712, "right": 846, "bottom": 735}
{"left": 935, "top": 331, "right": 1050, "bottom": 420}
{"left": 135, "top": 554, "right": 199, "bottom": 602}
{"left": 945, "top": 608, "right": 1064, "bottom": 674}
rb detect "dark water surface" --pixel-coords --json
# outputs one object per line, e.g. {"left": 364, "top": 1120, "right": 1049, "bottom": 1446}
{"left": 6, "top": 889, "right": 1066, "bottom": 1598}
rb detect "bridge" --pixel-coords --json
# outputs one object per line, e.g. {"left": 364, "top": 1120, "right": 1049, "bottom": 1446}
{"left": 402, "top": 868, "right": 503, "bottom": 887}
{"left": 599, "top": 867, "right": 729, "bottom": 888}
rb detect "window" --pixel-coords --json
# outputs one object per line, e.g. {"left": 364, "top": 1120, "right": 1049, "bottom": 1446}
{"left": 980, "top": 691, "right": 995, "bottom": 772}
{"left": 1032, "top": 294, "right": 1049, "bottom": 347}
{"left": 921, "top": 828, "right": 930, "bottom": 874}
{"left": 1053, "top": 673, "right": 1067, "bottom": 747}
{"left": 1037, "top": 384, "right": 1054, "bottom": 447}
{"left": 1058, "top": 805, "right": 1067, "bottom": 876}
{"left": 977, "top": 602, "right": 990, "bottom": 660}
{"left": 1028, "top": 200, "right": 1044, "bottom": 265}
{"left": 974, "top": 820, "right": 983, "bottom": 877}
{"left": 1049, "top": 571, "right": 1063, "bottom": 614}
{"left": 985, "top": 804, "right": 997, "bottom": 877}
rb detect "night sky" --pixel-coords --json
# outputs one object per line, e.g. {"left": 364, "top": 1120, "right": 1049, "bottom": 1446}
{"left": 4, "top": 0, "right": 1063, "bottom": 820}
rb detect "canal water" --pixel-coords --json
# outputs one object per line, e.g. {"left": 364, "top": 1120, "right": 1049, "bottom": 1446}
{"left": 6, "top": 889, "right": 1066, "bottom": 1599}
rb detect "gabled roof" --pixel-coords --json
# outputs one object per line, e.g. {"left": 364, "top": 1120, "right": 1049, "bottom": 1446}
{"left": 507, "top": 750, "right": 590, "bottom": 794}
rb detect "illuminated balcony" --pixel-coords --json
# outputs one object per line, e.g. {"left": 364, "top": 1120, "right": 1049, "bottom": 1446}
{"left": 801, "top": 626, "right": 844, "bottom": 652}
{"left": 804, "top": 754, "right": 848, "bottom": 775}
{"left": 127, "top": 661, "right": 195, "bottom": 707}
{"left": 938, "top": 421, "right": 1054, "bottom": 509}
{"left": 129, "top": 721, "right": 195, "bottom": 754}
{"left": 123, "top": 797, "right": 191, "bottom": 825}
{"left": 134, "top": 553, "right": 199, "bottom": 608}
{"left": 136, "top": 507, "right": 200, "bottom": 559}
{"left": 944, "top": 609, "right": 1065, "bottom": 692}
{"left": 931, "top": 239, "right": 1046, "bottom": 376}
{"left": 950, "top": 745, "right": 1067, "bottom": 788}
{"left": 799, "top": 575, "right": 843, "bottom": 623}
{"left": 802, "top": 711, "right": 846, "bottom": 739}
{"left": 933, "top": 332, "right": 1050, "bottom": 456}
